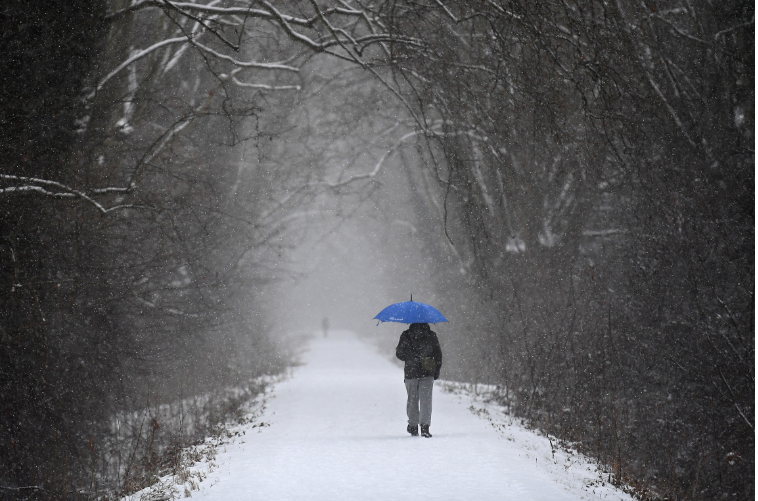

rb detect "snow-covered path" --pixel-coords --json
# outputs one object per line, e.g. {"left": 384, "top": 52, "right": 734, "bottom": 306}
{"left": 191, "top": 330, "right": 633, "bottom": 501}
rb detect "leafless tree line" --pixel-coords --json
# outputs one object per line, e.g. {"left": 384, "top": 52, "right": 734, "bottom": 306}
{"left": 0, "top": 0, "right": 408, "bottom": 497}
{"left": 367, "top": 1, "right": 752, "bottom": 499}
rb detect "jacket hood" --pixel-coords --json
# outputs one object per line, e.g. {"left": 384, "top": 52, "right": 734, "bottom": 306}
{"left": 409, "top": 323, "right": 430, "bottom": 334}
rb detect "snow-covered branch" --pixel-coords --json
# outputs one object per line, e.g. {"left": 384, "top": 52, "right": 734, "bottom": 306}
{"left": 0, "top": 175, "right": 145, "bottom": 214}
{"left": 94, "top": 0, "right": 419, "bottom": 108}
{"left": 91, "top": 36, "right": 188, "bottom": 97}
{"left": 191, "top": 41, "right": 300, "bottom": 71}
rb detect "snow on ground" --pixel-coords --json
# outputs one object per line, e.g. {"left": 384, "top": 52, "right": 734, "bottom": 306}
{"left": 437, "top": 381, "right": 633, "bottom": 500}
{"left": 141, "top": 330, "right": 635, "bottom": 501}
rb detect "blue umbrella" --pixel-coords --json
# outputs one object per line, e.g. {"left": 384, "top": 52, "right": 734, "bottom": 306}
{"left": 374, "top": 299, "right": 447, "bottom": 324}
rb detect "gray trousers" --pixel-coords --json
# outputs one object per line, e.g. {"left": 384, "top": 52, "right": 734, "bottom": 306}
{"left": 405, "top": 377, "right": 434, "bottom": 426}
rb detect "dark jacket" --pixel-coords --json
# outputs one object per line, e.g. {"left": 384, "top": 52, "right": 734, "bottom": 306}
{"left": 395, "top": 323, "right": 442, "bottom": 380}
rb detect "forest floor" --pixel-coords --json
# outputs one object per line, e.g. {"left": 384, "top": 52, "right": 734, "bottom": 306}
{"left": 127, "top": 330, "right": 635, "bottom": 501}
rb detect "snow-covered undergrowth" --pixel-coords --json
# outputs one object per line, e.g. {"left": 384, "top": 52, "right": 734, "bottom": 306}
{"left": 117, "top": 374, "right": 284, "bottom": 501}
{"left": 438, "top": 380, "right": 638, "bottom": 500}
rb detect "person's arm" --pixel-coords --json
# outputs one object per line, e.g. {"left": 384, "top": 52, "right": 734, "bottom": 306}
{"left": 432, "top": 332, "right": 442, "bottom": 379}
{"left": 395, "top": 331, "right": 413, "bottom": 361}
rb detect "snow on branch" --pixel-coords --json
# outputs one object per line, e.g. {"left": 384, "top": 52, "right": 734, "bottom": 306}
{"left": 106, "top": 0, "right": 306, "bottom": 25}
{"left": 96, "top": 0, "right": 419, "bottom": 102}
{"left": 0, "top": 175, "right": 146, "bottom": 214}
{"left": 91, "top": 36, "right": 188, "bottom": 97}
{"left": 191, "top": 41, "right": 300, "bottom": 71}
{"left": 69, "top": 0, "right": 427, "bottom": 215}
{"left": 0, "top": 186, "right": 76, "bottom": 198}
{"left": 581, "top": 229, "right": 628, "bottom": 237}
{"left": 646, "top": 73, "right": 696, "bottom": 147}
{"left": 714, "top": 17, "right": 755, "bottom": 40}
{"left": 230, "top": 71, "right": 301, "bottom": 91}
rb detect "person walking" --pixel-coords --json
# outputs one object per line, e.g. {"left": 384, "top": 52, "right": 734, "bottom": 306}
{"left": 395, "top": 322, "right": 442, "bottom": 438}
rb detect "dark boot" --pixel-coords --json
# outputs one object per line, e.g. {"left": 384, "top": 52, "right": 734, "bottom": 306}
{"left": 420, "top": 425, "right": 432, "bottom": 438}
{"left": 407, "top": 424, "right": 419, "bottom": 436}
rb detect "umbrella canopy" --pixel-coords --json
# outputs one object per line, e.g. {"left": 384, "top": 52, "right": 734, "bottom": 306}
{"left": 374, "top": 301, "right": 448, "bottom": 324}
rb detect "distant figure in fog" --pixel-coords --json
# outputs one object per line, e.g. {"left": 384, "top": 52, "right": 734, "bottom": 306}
{"left": 322, "top": 317, "right": 329, "bottom": 338}
{"left": 395, "top": 323, "right": 442, "bottom": 438}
